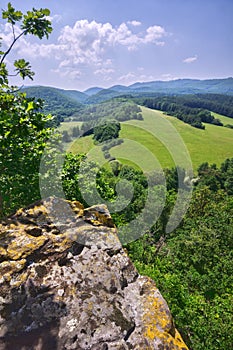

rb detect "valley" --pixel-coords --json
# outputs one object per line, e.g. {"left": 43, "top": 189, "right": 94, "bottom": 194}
{"left": 61, "top": 106, "right": 233, "bottom": 171}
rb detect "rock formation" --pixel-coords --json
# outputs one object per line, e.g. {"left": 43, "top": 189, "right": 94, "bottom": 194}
{"left": 0, "top": 197, "right": 188, "bottom": 349}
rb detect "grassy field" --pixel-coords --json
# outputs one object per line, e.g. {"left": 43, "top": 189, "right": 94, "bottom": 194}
{"left": 68, "top": 135, "right": 94, "bottom": 154}
{"left": 68, "top": 135, "right": 108, "bottom": 165}
{"left": 59, "top": 121, "right": 83, "bottom": 132}
{"left": 116, "top": 107, "right": 233, "bottom": 170}
{"left": 212, "top": 112, "right": 233, "bottom": 126}
{"left": 111, "top": 125, "right": 175, "bottom": 171}
{"left": 67, "top": 106, "right": 233, "bottom": 172}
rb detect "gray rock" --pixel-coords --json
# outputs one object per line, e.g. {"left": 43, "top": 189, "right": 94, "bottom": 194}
{"left": 0, "top": 198, "right": 188, "bottom": 349}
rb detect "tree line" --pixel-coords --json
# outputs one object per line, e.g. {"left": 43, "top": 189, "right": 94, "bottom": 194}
{"left": 136, "top": 96, "right": 224, "bottom": 129}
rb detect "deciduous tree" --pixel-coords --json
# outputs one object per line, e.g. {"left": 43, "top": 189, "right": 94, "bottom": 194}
{"left": 0, "top": 3, "right": 56, "bottom": 216}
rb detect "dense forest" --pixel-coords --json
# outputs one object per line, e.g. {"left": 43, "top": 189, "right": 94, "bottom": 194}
{"left": 23, "top": 86, "right": 83, "bottom": 118}
{"left": 0, "top": 4, "right": 232, "bottom": 350}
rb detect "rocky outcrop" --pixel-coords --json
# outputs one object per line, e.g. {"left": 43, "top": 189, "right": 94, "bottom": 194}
{"left": 0, "top": 198, "right": 188, "bottom": 350}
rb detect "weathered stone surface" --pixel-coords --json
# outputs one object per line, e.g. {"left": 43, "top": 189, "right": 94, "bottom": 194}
{"left": 0, "top": 198, "right": 188, "bottom": 350}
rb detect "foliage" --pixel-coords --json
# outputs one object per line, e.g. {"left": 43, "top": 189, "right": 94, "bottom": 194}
{"left": 93, "top": 120, "right": 121, "bottom": 143}
{"left": 197, "top": 158, "right": 233, "bottom": 194}
{"left": 61, "top": 155, "right": 150, "bottom": 229}
{"left": 0, "top": 3, "right": 56, "bottom": 216}
{"left": 61, "top": 153, "right": 116, "bottom": 206}
{"left": 61, "top": 155, "right": 233, "bottom": 349}
{"left": 126, "top": 159, "right": 233, "bottom": 350}
{"left": 193, "top": 93, "right": 233, "bottom": 119}
{"left": 0, "top": 94, "right": 59, "bottom": 215}
{"left": 0, "top": 3, "right": 52, "bottom": 88}
{"left": 62, "top": 130, "right": 72, "bottom": 143}
{"left": 23, "top": 86, "right": 83, "bottom": 118}
{"left": 101, "top": 138, "right": 124, "bottom": 160}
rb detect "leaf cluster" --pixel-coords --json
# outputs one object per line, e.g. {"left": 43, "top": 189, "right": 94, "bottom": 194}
{"left": 0, "top": 2, "right": 52, "bottom": 88}
{"left": 0, "top": 3, "right": 57, "bottom": 216}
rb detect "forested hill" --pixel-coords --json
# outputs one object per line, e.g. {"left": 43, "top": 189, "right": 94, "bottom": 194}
{"left": 22, "top": 86, "right": 84, "bottom": 117}
{"left": 23, "top": 77, "right": 233, "bottom": 105}
{"left": 22, "top": 78, "right": 233, "bottom": 126}
{"left": 128, "top": 77, "right": 233, "bottom": 94}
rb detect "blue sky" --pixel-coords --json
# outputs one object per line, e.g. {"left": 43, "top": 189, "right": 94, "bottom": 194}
{"left": 1, "top": 0, "right": 233, "bottom": 91}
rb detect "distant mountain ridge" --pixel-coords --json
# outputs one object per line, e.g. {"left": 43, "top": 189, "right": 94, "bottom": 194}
{"left": 22, "top": 77, "right": 233, "bottom": 111}
{"left": 84, "top": 87, "right": 103, "bottom": 96}
{"left": 128, "top": 77, "right": 233, "bottom": 94}
{"left": 85, "top": 77, "right": 233, "bottom": 103}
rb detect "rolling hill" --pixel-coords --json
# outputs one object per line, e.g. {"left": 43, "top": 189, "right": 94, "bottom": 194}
{"left": 22, "top": 86, "right": 84, "bottom": 116}
{"left": 22, "top": 77, "right": 233, "bottom": 113}
{"left": 83, "top": 87, "right": 103, "bottom": 96}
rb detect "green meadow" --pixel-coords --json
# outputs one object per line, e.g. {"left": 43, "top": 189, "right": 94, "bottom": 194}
{"left": 59, "top": 121, "right": 83, "bottom": 132}
{"left": 68, "top": 106, "right": 233, "bottom": 172}
{"left": 212, "top": 112, "right": 233, "bottom": 126}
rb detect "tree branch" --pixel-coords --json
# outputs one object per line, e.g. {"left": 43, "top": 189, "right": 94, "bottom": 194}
{"left": 8, "top": 72, "right": 19, "bottom": 77}
{"left": 11, "top": 22, "right": 16, "bottom": 41}
{"left": 0, "top": 29, "right": 27, "bottom": 65}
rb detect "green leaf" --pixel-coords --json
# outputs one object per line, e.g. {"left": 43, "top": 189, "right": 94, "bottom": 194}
{"left": 2, "top": 3, "right": 22, "bottom": 24}
{"left": 26, "top": 101, "right": 34, "bottom": 112}
{"left": 14, "top": 59, "right": 35, "bottom": 80}
{"left": 42, "top": 9, "right": 50, "bottom": 16}
{"left": 22, "top": 8, "right": 52, "bottom": 39}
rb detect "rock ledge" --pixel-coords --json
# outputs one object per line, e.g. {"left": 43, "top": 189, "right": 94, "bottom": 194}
{"left": 0, "top": 198, "right": 188, "bottom": 349}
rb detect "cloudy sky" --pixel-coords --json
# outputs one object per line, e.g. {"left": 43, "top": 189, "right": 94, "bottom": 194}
{"left": 1, "top": 0, "right": 233, "bottom": 91}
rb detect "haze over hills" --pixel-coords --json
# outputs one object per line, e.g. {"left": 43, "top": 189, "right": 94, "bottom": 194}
{"left": 84, "top": 87, "right": 103, "bottom": 96}
{"left": 85, "top": 77, "right": 233, "bottom": 95}
{"left": 22, "top": 77, "right": 233, "bottom": 115}
{"left": 24, "top": 77, "right": 233, "bottom": 99}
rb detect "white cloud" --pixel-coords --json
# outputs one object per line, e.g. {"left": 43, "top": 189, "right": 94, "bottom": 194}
{"left": 118, "top": 72, "right": 158, "bottom": 85}
{"left": 46, "top": 14, "right": 62, "bottom": 23}
{"left": 145, "top": 25, "right": 166, "bottom": 44}
{"left": 0, "top": 19, "right": 168, "bottom": 82}
{"left": 1, "top": 20, "right": 167, "bottom": 59}
{"left": 161, "top": 73, "right": 178, "bottom": 81}
{"left": 183, "top": 55, "right": 198, "bottom": 63}
{"left": 128, "top": 20, "right": 142, "bottom": 26}
{"left": 51, "top": 67, "right": 82, "bottom": 80}
{"left": 0, "top": 23, "right": 21, "bottom": 48}
{"left": 119, "top": 72, "right": 136, "bottom": 80}
{"left": 94, "top": 68, "right": 115, "bottom": 75}
{"left": 56, "top": 20, "right": 167, "bottom": 58}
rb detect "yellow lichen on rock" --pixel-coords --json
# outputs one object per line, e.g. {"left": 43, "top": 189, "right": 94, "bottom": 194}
{"left": 0, "top": 259, "right": 26, "bottom": 282}
{"left": 69, "top": 201, "right": 84, "bottom": 216}
{"left": 0, "top": 198, "right": 189, "bottom": 349}
{"left": 0, "top": 246, "right": 7, "bottom": 259}
{"left": 141, "top": 278, "right": 188, "bottom": 349}
{"left": 6, "top": 232, "right": 47, "bottom": 260}
{"left": 84, "top": 204, "right": 115, "bottom": 227}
